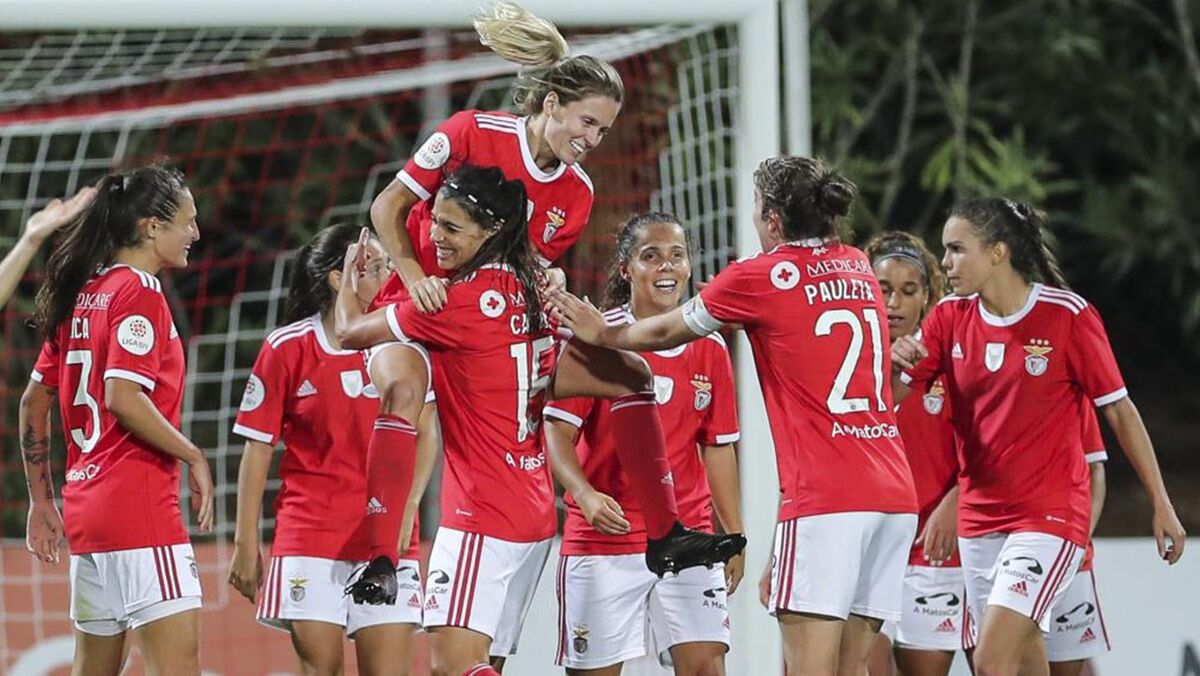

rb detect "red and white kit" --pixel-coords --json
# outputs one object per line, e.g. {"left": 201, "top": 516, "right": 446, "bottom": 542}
{"left": 383, "top": 265, "right": 557, "bottom": 653}
{"left": 372, "top": 109, "right": 594, "bottom": 309}
{"left": 234, "top": 316, "right": 421, "bottom": 633}
{"left": 682, "top": 239, "right": 917, "bottom": 621}
{"left": 885, "top": 375, "right": 964, "bottom": 651}
{"left": 545, "top": 306, "right": 739, "bottom": 668}
{"left": 904, "top": 284, "right": 1124, "bottom": 632}
{"left": 32, "top": 265, "right": 200, "bottom": 633}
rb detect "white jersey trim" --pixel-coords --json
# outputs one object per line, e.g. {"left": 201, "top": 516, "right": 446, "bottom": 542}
{"left": 899, "top": 371, "right": 913, "bottom": 385}
{"left": 569, "top": 165, "right": 594, "bottom": 194}
{"left": 1040, "top": 286, "right": 1087, "bottom": 311}
{"left": 268, "top": 319, "right": 315, "bottom": 349}
{"left": 233, "top": 423, "right": 275, "bottom": 445}
{"left": 516, "top": 116, "right": 568, "bottom": 183}
{"left": 311, "top": 314, "right": 356, "bottom": 356}
{"left": 385, "top": 304, "right": 411, "bottom": 343}
{"left": 1093, "top": 387, "right": 1128, "bottom": 407}
{"left": 713, "top": 432, "right": 741, "bottom": 444}
{"left": 543, "top": 406, "right": 585, "bottom": 428}
{"left": 681, "top": 296, "right": 723, "bottom": 336}
{"left": 104, "top": 368, "right": 156, "bottom": 391}
{"left": 1085, "top": 450, "right": 1109, "bottom": 464}
{"left": 30, "top": 369, "right": 45, "bottom": 383}
{"left": 978, "top": 283, "right": 1042, "bottom": 327}
{"left": 396, "top": 169, "right": 432, "bottom": 201}
{"left": 1037, "top": 296, "right": 1084, "bottom": 316}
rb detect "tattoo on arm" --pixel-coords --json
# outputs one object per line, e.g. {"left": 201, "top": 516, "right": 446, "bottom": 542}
{"left": 21, "top": 424, "right": 50, "bottom": 465}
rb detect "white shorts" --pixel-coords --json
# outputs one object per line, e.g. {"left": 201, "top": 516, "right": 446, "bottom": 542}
{"left": 879, "top": 565, "right": 966, "bottom": 651}
{"left": 959, "top": 532, "right": 1084, "bottom": 647}
{"left": 70, "top": 543, "right": 202, "bottom": 636}
{"left": 554, "top": 553, "right": 729, "bottom": 669}
{"left": 769, "top": 512, "right": 916, "bottom": 622}
{"left": 422, "top": 527, "right": 551, "bottom": 656}
{"left": 1045, "top": 569, "right": 1111, "bottom": 662}
{"left": 257, "top": 555, "right": 422, "bottom": 636}
{"left": 364, "top": 340, "right": 436, "bottom": 404}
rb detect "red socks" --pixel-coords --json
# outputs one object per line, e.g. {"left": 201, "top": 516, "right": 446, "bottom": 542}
{"left": 365, "top": 414, "right": 417, "bottom": 563}
{"left": 608, "top": 391, "right": 679, "bottom": 539}
{"left": 462, "top": 666, "right": 500, "bottom": 676}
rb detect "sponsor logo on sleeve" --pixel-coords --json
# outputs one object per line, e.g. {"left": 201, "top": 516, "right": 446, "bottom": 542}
{"left": 413, "top": 131, "right": 451, "bottom": 170}
{"left": 480, "top": 289, "right": 506, "bottom": 318}
{"left": 239, "top": 374, "right": 265, "bottom": 412}
{"left": 116, "top": 315, "right": 155, "bottom": 356}
{"left": 770, "top": 261, "right": 801, "bottom": 290}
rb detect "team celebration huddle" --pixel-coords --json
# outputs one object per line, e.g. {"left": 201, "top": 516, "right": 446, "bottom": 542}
{"left": 8, "top": 3, "right": 1187, "bottom": 676}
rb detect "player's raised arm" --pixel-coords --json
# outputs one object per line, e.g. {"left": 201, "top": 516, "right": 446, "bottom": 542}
{"left": 548, "top": 288, "right": 698, "bottom": 351}
{"left": 0, "top": 187, "right": 96, "bottom": 309}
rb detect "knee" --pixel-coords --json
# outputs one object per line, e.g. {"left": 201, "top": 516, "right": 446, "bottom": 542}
{"left": 300, "top": 658, "right": 343, "bottom": 676}
{"left": 678, "top": 659, "right": 725, "bottom": 676}
{"left": 971, "top": 648, "right": 1013, "bottom": 676}
{"left": 378, "top": 378, "right": 421, "bottom": 417}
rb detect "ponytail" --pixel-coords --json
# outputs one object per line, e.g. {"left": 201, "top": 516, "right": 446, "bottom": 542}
{"left": 284, "top": 223, "right": 367, "bottom": 325}
{"left": 601, "top": 212, "right": 687, "bottom": 310}
{"left": 35, "top": 164, "right": 186, "bottom": 341}
{"left": 949, "top": 198, "right": 1069, "bottom": 289}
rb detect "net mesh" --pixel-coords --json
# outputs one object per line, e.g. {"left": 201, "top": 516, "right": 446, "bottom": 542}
{"left": 0, "top": 24, "right": 738, "bottom": 673}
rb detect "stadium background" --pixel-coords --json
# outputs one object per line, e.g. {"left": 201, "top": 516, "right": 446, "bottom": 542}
{"left": 0, "top": 1, "right": 1197, "bottom": 673}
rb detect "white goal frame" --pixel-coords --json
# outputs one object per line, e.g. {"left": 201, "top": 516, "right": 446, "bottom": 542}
{"left": 2, "top": 2, "right": 793, "bottom": 673}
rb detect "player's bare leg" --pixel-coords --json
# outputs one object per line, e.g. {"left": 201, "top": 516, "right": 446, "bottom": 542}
{"left": 428, "top": 626, "right": 492, "bottom": 676}
{"left": 566, "top": 664, "right": 623, "bottom": 676}
{"left": 550, "top": 340, "right": 745, "bottom": 575}
{"left": 71, "top": 629, "right": 127, "bottom": 676}
{"left": 838, "top": 614, "right": 885, "bottom": 676}
{"left": 135, "top": 608, "right": 201, "bottom": 676}
{"left": 347, "top": 345, "right": 430, "bottom": 605}
{"left": 355, "top": 622, "right": 416, "bottom": 676}
{"left": 779, "top": 611, "right": 844, "bottom": 675}
{"left": 894, "top": 647, "right": 953, "bottom": 676}
{"left": 288, "top": 620, "right": 344, "bottom": 676}
{"left": 1048, "top": 660, "right": 1085, "bottom": 676}
{"left": 866, "top": 633, "right": 895, "bottom": 676}
{"left": 972, "top": 606, "right": 1046, "bottom": 676}
{"left": 668, "top": 640, "right": 726, "bottom": 676}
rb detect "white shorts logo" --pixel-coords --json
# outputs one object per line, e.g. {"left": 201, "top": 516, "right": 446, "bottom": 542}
{"left": 240, "top": 374, "right": 265, "bottom": 412}
{"left": 480, "top": 290, "right": 506, "bottom": 318}
{"left": 653, "top": 375, "right": 674, "bottom": 404}
{"left": 414, "top": 131, "right": 451, "bottom": 170}
{"left": 770, "top": 261, "right": 801, "bottom": 290}
{"left": 116, "top": 315, "right": 155, "bottom": 356}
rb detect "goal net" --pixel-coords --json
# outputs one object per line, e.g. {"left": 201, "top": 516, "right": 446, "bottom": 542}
{"left": 0, "top": 24, "right": 740, "bottom": 674}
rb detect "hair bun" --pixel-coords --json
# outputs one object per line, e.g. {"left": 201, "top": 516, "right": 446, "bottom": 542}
{"left": 817, "top": 178, "right": 856, "bottom": 218}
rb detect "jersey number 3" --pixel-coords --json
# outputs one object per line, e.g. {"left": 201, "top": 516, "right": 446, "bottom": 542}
{"left": 66, "top": 349, "right": 102, "bottom": 453}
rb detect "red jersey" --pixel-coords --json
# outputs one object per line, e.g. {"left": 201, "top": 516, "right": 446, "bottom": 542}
{"left": 372, "top": 110, "right": 595, "bottom": 309}
{"left": 683, "top": 240, "right": 917, "bottom": 522}
{"left": 1080, "top": 406, "right": 1106, "bottom": 572}
{"left": 233, "top": 316, "right": 418, "bottom": 561}
{"left": 898, "top": 376, "right": 960, "bottom": 567}
{"left": 31, "top": 265, "right": 188, "bottom": 554}
{"left": 385, "top": 264, "right": 557, "bottom": 542}
{"left": 546, "top": 306, "right": 740, "bottom": 556}
{"left": 902, "top": 284, "right": 1126, "bottom": 546}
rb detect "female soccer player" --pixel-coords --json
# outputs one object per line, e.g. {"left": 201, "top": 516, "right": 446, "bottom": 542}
{"left": 864, "top": 232, "right": 962, "bottom": 676}
{"left": 227, "top": 224, "right": 422, "bottom": 676}
{"left": 19, "top": 165, "right": 214, "bottom": 676}
{"left": 335, "top": 165, "right": 558, "bottom": 676}
{"left": 550, "top": 155, "right": 919, "bottom": 676}
{"left": 0, "top": 186, "right": 96, "bottom": 308}
{"left": 891, "top": 198, "right": 1186, "bottom": 676}
{"left": 351, "top": 0, "right": 731, "bottom": 603}
{"left": 544, "top": 213, "right": 743, "bottom": 674}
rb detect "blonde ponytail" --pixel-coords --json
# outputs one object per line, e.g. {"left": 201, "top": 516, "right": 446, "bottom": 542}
{"left": 474, "top": 1, "right": 569, "bottom": 67}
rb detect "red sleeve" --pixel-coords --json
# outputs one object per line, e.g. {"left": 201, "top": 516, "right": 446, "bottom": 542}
{"left": 384, "top": 284, "right": 478, "bottom": 350}
{"left": 531, "top": 182, "right": 593, "bottom": 266}
{"left": 699, "top": 337, "right": 740, "bottom": 445}
{"left": 901, "top": 300, "right": 952, "bottom": 389}
{"left": 31, "top": 340, "right": 61, "bottom": 389}
{"left": 1067, "top": 305, "right": 1127, "bottom": 407}
{"left": 103, "top": 285, "right": 174, "bottom": 392}
{"left": 686, "top": 260, "right": 757, "bottom": 333}
{"left": 396, "top": 110, "right": 476, "bottom": 201}
{"left": 543, "top": 396, "right": 596, "bottom": 429}
{"left": 1081, "top": 405, "right": 1107, "bottom": 463}
{"left": 232, "top": 339, "right": 292, "bottom": 445}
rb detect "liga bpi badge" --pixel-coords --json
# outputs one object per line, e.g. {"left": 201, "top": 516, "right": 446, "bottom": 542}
{"left": 923, "top": 381, "right": 945, "bottom": 415}
{"left": 692, "top": 374, "right": 713, "bottom": 411}
{"left": 543, "top": 206, "right": 566, "bottom": 243}
{"left": 1023, "top": 339, "right": 1053, "bottom": 376}
{"left": 985, "top": 342, "right": 1006, "bottom": 372}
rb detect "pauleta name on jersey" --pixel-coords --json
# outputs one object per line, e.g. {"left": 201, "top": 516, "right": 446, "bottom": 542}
{"left": 830, "top": 421, "right": 899, "bottom": 439}
{"left": 803, "top": 278, "right": 877, "bottom": 306}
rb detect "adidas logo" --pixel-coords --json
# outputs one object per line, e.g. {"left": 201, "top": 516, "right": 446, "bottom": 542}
{"left": 952, "top": 343, "right": 964, "bottom": 359}
{"left": 296, "top": 380, "right": 317, "bottom": 397}
{"left": 1008, "top": 581, "right": 1028, "bottom": 597}
{"left": 366, "top": 497, "right": 387, "bottom": 515}
{"left": 1080, "top": 627, "right": 1096, "bottom": 643}
{"left": 661, "top": 471, "right": 675, "bottom": 486}
{"left": 935, "top": 618, "right": 956, "bottom": 633}
{"left": 407, "top": 593, "right": 422, "bottom": 609}
{"left": 424, "top": 596, "right": 439, "bottom": 610}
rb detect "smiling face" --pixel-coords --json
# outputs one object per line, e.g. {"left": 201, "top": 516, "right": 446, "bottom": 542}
{"left": 941, "top": 216, "right": 1000, "bottom": 296}
{"left": 147, "top": 188, "right": 199, "bottom": 269}
{"left": 429, "top": 192, "right": 496, "bottom": 271}
{"left": 873, "top": 256, "right": 929, "bottom": 341}
{"left": 541, "top": 93, "right": 621, "bottom": 166}
{"left": 625, "top": 220, "right": 691, "bottom": 314}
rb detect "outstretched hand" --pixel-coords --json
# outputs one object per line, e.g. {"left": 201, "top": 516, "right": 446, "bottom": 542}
{"left": 23, "top": 186, "right": 97, "bottom": 245}
{"left": 546, "top": 288, "right": 607, "bottom": 345}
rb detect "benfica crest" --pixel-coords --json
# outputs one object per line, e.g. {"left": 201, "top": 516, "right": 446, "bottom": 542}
{"left": 923, "top": 381, "right": 945, "bottom": 415}
{"left": 984, "top": 342, "right": 1006, "bottom": 373}
{"left": 289, "top": 577, "right": 308, "bottom": 602}
{"left": 572, "top": 625, "right": 590, "bottom": 654}
{"left": 692, "top": 374, "right": 713, "bottom": 411}
{"left": 1023, "top": 339, "right": 1053, "bottom": 376}
{"left": 543, "top": 207, "right": 566, "bottom": 243}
